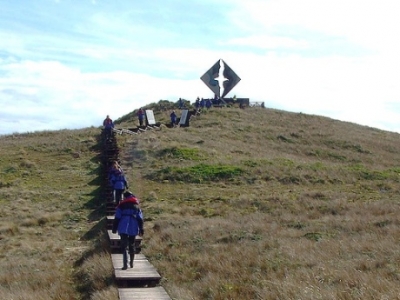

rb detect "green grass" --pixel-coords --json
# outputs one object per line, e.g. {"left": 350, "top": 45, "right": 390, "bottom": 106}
{"left": 147, "top": 163, "right": 243, "bottom": 183}
{"left": 157, "top": 146, "right": 206, "bottom": 161}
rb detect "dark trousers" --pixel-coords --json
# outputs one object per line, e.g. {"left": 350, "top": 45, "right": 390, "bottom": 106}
{"left": 104, "top": 127, "right": 112, "bottom": 139}
{"left": 120, "top": 234, "right": 136, "bottom": 255}
{"left": 114, "top": 189, "right": 124, "bottom": 204}
{"left": 120, "top": 234, "right": 136, "bottom": 267}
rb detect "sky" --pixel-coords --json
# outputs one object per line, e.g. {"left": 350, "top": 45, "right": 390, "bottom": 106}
{"left": 1, "top": 0, "right": 400, "bottom": 135}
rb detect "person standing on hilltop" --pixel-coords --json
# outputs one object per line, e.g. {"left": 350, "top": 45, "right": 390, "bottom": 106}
{"left": 205, "top": 98, "right": 212, "bottom": 109}
{"left": 178, "top": 98, "right": 184, "bottom": 109}
{"left": 137, "top": 108, "right": 145, "bottom": 127}
{"left": 112, "top": 191, "right": 144, "bottom": 270}
{"left": 103, "top": 115, "right": 114, "bottom": 139}
{"left": 195, "top": 97, "right": 200, "bottom": 109}
{"left": 170, "top": 110, "right": 177, "bottom": 127}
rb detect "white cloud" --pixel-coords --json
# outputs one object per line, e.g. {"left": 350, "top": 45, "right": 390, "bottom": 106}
{"left": 0, "top": 59, "right": 208, "bottom": 134}
{"left": 226, "top": 36, "right": 309, "bottom": 49}
{"left": 235, "top": 0, "right": 400, "bottom": 53}
{"left": 1, "top": 0, "right": 400, "bottom": 135}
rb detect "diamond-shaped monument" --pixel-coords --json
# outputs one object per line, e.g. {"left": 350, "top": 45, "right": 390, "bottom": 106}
{"left": 200, "top": 59, "right": 241, "bottom": 98}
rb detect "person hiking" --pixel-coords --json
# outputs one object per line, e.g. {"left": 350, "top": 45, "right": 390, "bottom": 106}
{"left": 108, "top": 160, "right": 123, "bottom": 182}
{"left": 109, "top": 169, "right": 128, "bottom": 204}
{"left": 137, "top": 108, "right": 145, "bottom": 127}
{"left": 205, "top": 98, "right": 212, "bottom": 109}
{"left": 170, "top": 110, "right": 177, "bottom": 127}
{"left": 109, "top": 160, "right": 122, "bottom": 174}
{"left": 112, "top": 191, "right": 144, "bottom": 270}
{"left": 103, "top": 115, "right": 114, "bottom": 139}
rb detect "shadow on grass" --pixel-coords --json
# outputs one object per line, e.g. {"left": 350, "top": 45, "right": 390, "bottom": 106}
{"left": 88, "top": 176, "right": 102, "bottom": 186}
{"left": 73, "top": 226, "right": 112, "bottom": 300}
{"left": 84, "top": 187, "right": 103, "bottom": 207}
{"left": 74, "top": 130, "right": 116, "bottom": 300}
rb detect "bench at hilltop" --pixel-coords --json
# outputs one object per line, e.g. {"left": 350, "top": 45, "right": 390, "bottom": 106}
{"left": 249, "top": 101, "right": 265, "bottom": 108}
{"left": 200, "top": 97, "right": 249, "bottom": 108}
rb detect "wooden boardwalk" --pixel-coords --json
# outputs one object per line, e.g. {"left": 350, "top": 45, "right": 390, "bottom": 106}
{"left": 119, "top": 287, "right": 171, "bottom": 300}
{"left": 112, "top": 254, "right": 161, "bottom": 287}
{"left": 108, "top": 230, "right": 142, "bottom": 252}
{"left": 102, "top": 130, "right": 171, "bottom": 299}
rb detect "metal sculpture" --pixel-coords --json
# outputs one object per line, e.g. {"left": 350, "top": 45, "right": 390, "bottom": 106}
{"left": 200, "top": 59, "right": 241, "bottom": 98}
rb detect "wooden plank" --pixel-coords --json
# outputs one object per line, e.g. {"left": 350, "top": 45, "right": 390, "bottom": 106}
{"left": 112, "top": 253, "right": 147, "bottom": 262}
{"left": 106, "top": 209, "right": 116, "bottom": 216}
{"left": 112, "top": 253, "right": 147, "bottom": 261}
{"left": 106, "top": 202, "right": 116, "bottom": 208}
{"left": 122, "top": 129, "right": 138, "bottom": 135}
{"left": 114, "top": 260, "right": 160, "bottom": 280}
{"left": 106, "top": 216, "right": 113, "bottom": 229}
{"left": 113, "top": 261, "right": 161, "bottom": 280}
{"left": 106, "top": 215, "right": 114, "bottom": 228}
{"left": 119, "top": 287, "right": 171, "bottom": 300}
{"left": 108, "top": 230, "right": 142, "bottom": 243}
{"left": 112, "top": 254, "right": 161, "bottom": 286}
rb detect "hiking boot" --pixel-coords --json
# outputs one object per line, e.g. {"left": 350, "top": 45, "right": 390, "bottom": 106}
{"left": 130, "top": 253, "right": 134, "bottom": 268}
{"left": 122, "top": 251, "right": 128, "bottom": 270}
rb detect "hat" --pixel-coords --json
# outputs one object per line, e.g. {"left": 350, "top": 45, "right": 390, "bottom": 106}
{"left": 124, "top": 191, "right": 139, "bottom": 204}
{"left": 123, "top": 191, "right": 135, "bottom": 198}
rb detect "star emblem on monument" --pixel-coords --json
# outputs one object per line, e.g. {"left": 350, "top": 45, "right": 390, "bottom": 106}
{"left": 200, "top": 59, "right": 241, "bottom": 98}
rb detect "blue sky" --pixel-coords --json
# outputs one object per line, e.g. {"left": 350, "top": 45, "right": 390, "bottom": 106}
{"left": 1, "top": 0, "right": 400, "bottom": 135}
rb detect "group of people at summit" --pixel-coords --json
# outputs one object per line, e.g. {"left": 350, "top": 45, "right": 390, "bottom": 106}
{"left": 102, "top": 95, "right": 231, "bottom": 132}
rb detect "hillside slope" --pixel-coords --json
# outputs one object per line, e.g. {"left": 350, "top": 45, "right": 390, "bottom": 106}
{"left": 0, "top": 128, "right": 115, "bottom": 299}
{"left": 1, "top": 105, "right": 400, "bottom": 299}
{"left": 116, "top": 105, "right": 400, "bottom": 299}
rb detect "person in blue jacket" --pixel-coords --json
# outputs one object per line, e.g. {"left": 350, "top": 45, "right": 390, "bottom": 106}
{"left": 112, "top": 191, "right": 144, "bottom": 270}
{"left": 170, "top": 110, "right": 177, "bottom": 127}
{"left": 205, "top": 99, "right": 212, "bottom": 109}
{"left": 109, "top": 169, "right": 128, "bottom": 204}
{"left": 137, "top": 108, "right": 145, "bottom": 127}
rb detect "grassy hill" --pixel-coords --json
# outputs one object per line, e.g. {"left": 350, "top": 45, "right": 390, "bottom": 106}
{"left": 1, "top": 103, "right": 400, "bottom": 299}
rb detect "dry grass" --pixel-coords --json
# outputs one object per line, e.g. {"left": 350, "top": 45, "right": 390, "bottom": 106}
{"left": 0, "top": 127, "right": 109, "bottom": 300}
{"left": 116, "top": 105, "right": 400, "bottom": 299}
{"left": 1, "top": 104, "right": 400, "bottom": 299}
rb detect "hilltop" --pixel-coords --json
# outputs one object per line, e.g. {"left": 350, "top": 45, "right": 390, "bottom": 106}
{"left": 1, "top": 102, "right": 400, "bottom": 299}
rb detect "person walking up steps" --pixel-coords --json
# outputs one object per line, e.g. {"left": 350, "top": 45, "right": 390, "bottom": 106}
{"left": 103, "top": 115, "right": 114, "bottom": 140}
{"left": 112, "top": 191, "right": 144, "bottom": 270}
{"left": 109, "top": 169, "right": 128, "bottom": 205}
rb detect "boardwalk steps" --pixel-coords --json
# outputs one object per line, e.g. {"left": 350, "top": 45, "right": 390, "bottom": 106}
{"left": 101, "top": 129, "right": 171, "bottom": 299}
{"left": 108, "top": 230, "right": 142, "bottom": 253}
{"left": 118, "top": 286, "right": 171, "bottom": 300}
{"left": 112, "top": 254, "right": 161, "bottom": 287}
